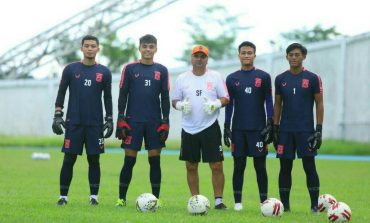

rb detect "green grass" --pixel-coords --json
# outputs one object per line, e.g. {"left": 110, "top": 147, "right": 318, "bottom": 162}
{"left": 0, "top": 148, "right": 369, "bottom": 222}
{"left": 1, "top": 135, "right": 370, "bottom": 155}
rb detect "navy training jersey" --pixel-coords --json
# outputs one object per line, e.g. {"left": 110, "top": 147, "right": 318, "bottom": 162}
{"left": 118, "top": 61, "right": 170, "bottom": 122}
{"left": 226, "top": 67, "right": 272, "bottom": 130}
{"left": 55, "top": 61, "right": 113, "bottom": 126}
{"left": 275, "top": 69, "right": 323, "bottom": 132}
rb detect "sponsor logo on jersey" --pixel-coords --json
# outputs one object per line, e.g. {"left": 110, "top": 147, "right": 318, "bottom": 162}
{"left": 134, "top": 73, "right": 140, "bottom": 78}
{"left": 302, "top": 79, "right": 309, "bottom": 88}
{"left": 255, "top": 78, "right": 262, "bottom": 87}
{"left": 282, "top": 82, "right": 287, "bottom": 87}
{"left": 206, "top": 81, "right": 213, "bottom": 90}
{"left": 64, "top": 139, "right": 71, "bottom": 149}
{"left": 75, "top": 74, "right": 81, "bottom": 79}
{"left": 96, "top": 73, "right": 103, "bottom": 82}
{"left": 154, "top": 71, "right": 161, "bottom": 80}
{"left": 235, "top": 81, "right": 240, "bottom": 86}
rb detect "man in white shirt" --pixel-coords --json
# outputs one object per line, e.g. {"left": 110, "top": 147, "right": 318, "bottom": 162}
{"left": 172, "top": 45, "right": 229, "bottom": 209}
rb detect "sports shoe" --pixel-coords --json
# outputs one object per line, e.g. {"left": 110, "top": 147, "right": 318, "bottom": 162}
{"left": 311, "top": 206, "right": 320, "bottom": 214}
{"left": 115, "top": 198, "right": 126, "bottom": 207}
{"left": 284, "top": 207, "right": 291, "bottom": 212}
{"left": 234, "top": 203, "right": 243, "bottom": 211}
{"left": 90, "top": 198, "right": 99, "bottom": 205}
{"left": 57, "top": 198, "right": 67, "bottom": 206}
{"left": 215, "top": 203, "right": 228, "bottom": 210}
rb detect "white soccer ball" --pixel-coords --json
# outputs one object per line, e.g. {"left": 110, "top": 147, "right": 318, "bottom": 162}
{"left": 136, "top": 193, "right": 158, "bottom": 212}
{"left": 318, "top": 194, "right": 337, "bottom": 212}
{"left": 187, "top": 195, "right": 210, "bottom": 215}
{"left": 327, "top": 201, "right": 352, "bottom": 222}
{"left": 260, "top": 198, "right": 284, "bottom": 217}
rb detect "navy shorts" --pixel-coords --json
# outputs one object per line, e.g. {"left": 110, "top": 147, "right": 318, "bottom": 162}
{"left": 231, "top": 130, "right": 268, "bottom": 157}
{"left": 276, "top": 131, "right": 317, "bottom": 159}
{"left": 179, "top": 121, "right": 224, "bottom": 163}
{"left": 121, "top": 120, "right": 163, "bottom": 151}
{"left": 62, "top": 124, "right": 105, "bottom": 155}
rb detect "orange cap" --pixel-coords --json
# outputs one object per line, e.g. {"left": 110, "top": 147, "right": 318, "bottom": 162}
{"left": 192, "top": 45, "right": 209, "bottom": 57}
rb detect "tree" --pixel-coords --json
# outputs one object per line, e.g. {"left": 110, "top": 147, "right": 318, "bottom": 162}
{"left": 179, "top": 5, "right": 249, "bottom": 64}
{"left": 281, "top": 24, "right": 341, "bottom": 43}
{"left": 100, "top": 32, "right": 138, "bottom": 73}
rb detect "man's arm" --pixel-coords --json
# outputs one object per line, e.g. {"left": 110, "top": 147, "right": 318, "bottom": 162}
{"left": 273, "top": 95, "right": 282, "bottom": 125}
{"left": 118, "top": 66, "right": 130, "bottom": 115}
{"left": 160, "top": 69, "right": 170, "bottom": 119}
{"left": 55, "top": 66, "right": 70, "bottom": 110}
{"left": 103, "top": 70, "right": 113, "bottom": 117}
{"left": 314, "top": 93, "right": 324, "bottom": 125}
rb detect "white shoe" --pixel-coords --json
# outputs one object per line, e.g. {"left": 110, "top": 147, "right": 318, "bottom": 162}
{"left": 234, "top": 203, "right": 243, "bottom": 211}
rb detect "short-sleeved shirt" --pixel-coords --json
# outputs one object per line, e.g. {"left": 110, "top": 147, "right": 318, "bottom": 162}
{"left": 119, "top": 61, "right": 169, "bottom": 122}
{"left": 275, "top": 69, "right": 323, "bottom": 132}
{"left": 226, "top": 68, "right": 272, "bottom": 130}
{"left": 171, "top": 69, "right": 229, "bottom": 134}
{"left": 55, "top": 61, "right": 112, "bottom": 126}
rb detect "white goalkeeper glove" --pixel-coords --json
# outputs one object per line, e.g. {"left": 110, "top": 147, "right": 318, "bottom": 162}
{"left": 175, "top": 97, "right": 192, "bottom": 115}
{"left": 203, "top": 97, "right": 222, "bottom": 115}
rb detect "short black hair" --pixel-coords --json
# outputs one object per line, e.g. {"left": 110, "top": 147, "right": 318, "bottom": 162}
{"left": 139, "top": 34, "right": 157, "bottom": 45}
{"left": 238, "top": 41, "right": 256, "bottom": 53}
{"left": 81, "top": 35, "right": 99, "bottom": 46}
{"left": 286, "top": 43, "right": 307, "bottom": 56}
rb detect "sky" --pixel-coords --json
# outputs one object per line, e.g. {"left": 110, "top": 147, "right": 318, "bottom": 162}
{"left": 1, "top": 0, "right": 369, "bottom": 78}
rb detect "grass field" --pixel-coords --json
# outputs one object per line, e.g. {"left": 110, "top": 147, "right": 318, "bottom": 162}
{"left": 0, "top": 148, "right": 369, "bottom": 222}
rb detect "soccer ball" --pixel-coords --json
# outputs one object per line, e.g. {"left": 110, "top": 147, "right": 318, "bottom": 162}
{"left": 260, "top": 198, "right": 284, "bottom": 217}
{"left": 327, "top": 202, "right": 352, "bottom": 222}
{"left": 187, "top": 195, "right": 210, "bottom": 215}
{"left": 136, "top": 193, "right": 158, "bottom": 212}
{"left": 318, "top": 194, "right": 337, "bottom": 212}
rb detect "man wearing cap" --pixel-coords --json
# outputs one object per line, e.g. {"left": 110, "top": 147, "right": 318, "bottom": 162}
{"left": 172, "top": 45, "right": 229, "bottom": 210}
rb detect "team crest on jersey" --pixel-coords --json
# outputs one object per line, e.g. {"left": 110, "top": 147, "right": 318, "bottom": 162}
{"left": 302, "top": 79, "right": 309, "bottom": 88}
{"left": 154, "top": 71, "right": 161, "bottom": 80}
{"left": 206, "top": 81, "right": 214, "bottom": 90}
{"left": 64, "top": 139, "right": 71, "bottom": 149}
{"left": 124, "top": 136, "right": 132, "bottom": 145}
{"left": 277, "top": 145, "right": 284, "bottom": 154}
{"left": 96, "top": 73, "right": 103, "bottom": 82}
{"left": 255, "top": 78, "right": 262, "bottom": 87}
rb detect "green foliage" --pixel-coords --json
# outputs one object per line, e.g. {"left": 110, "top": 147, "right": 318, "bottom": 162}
{"left": 179, "top": 5, "right": 250, "bottom": 64}
{"left": 281, "top": 24, "right": 341, "bottom": 43}
{"left": 55, "top": 34, "right": 80, "bottom": 65}
{"left": 0, "top": 148, "right": 369, "bottom": 222}
{"left": 100, "top": 33, "right": 138, "bottom": 73}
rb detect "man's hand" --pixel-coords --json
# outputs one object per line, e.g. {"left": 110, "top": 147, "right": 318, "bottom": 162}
{"left": 308, "top": 124, "right": 322, "bottom": 151}
{"left": 175, "top": 97, "right": 192, "bottom": 114}
{"left": 273, "top": 125, "right": 280, "bottom": 150}
{"left": 203, "top": 97, "right": 222, "bottom": 115}
{"left": 157, "top": 118, "right": 169, "bottom": 144}
{"left": 115, "top": 114, "right": 131, "bottom": 140}
{"left": 261, "top": 118, "right": 273, "bottom": 144}
{"left": 52, "top": 110, "right": 65, "bottom": 135}
{"left": 103, "top": 116, "right": 114, "bottom": 138}
{"left": 223, "top": 123, "right": 232, "bottom": 147}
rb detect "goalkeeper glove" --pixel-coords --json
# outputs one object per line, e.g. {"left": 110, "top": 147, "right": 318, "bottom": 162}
{"left": 175, "top": 97, "right": 192, "bottom": 114}
{"left": 273, "top": 124, "right": 280, "bottom": 150}
{"left": 102, "top": 116, "right": 114, "bottom": 138}
{"left": 52, "top": 110, "right": 65, "bottom": 135}
{"left": 115, "top": 114, "right": 131, "bottom": 140}
{"left": 157, "top": 117, "right": 169, "bottom": 145}
{"left": 203, "top": 97, "right": 222, "bottom": 115}
{"left": 261, "top": 118, "right": 273, "bottom": 144}
{"left": 308, "top": 124, "right": 322, "bottom": 151}
{"left": 223, "top": 123, "right": 232, "bottom": 147}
